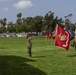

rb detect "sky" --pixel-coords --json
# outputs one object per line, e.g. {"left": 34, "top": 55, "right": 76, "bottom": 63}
{"left": 0, "top": 0, "right": 76, "bottom": 23}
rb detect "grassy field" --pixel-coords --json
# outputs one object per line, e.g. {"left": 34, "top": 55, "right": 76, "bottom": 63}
{"left": 0, "top": 36, "right": 76, "bottom": 75}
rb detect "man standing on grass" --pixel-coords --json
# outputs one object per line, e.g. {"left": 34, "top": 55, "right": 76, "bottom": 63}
{"left": 26, "top": 33, "right": 32, "bottom": 57}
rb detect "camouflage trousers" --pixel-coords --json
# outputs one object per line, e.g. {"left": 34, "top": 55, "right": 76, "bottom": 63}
{"left": 27, "top": 46, "right": 32, "bottom": 57}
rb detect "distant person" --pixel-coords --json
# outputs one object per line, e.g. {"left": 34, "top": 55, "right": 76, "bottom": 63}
{"left": 71, "top": 37, "right": 76, "bottom": 50}
{"left": 26, "top": 34, "right": 32, "bottom": 57}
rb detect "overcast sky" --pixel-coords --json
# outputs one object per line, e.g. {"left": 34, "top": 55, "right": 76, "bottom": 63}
{"left": 0, "top": 0, "right": 76, "bottom": 23}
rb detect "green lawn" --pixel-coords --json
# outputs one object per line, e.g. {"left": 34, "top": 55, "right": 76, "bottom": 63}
{"left": 0, "top": 36, "right": 76, "bottom": 75}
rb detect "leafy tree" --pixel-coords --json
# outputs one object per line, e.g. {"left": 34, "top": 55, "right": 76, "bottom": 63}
{"left": 25, "top": 17, "right": 35, "bottom": 32}
{"left": 25, "top": 17, "right": 33, "bottom": 25}
{"left": 6, "top": 25, "right": 16, "bottom": 33}
{"left": 0, "top": 26, "right": 6, "bottom": 33}
{"left": 8, "top": 22, "right": 13, "bottom": 25}
{"left": 22, "top": 18, "right": 26, "bottom": 23}
{"left": 16, "top": 18, "right": 22, "bottom": 25}
{"left": 33, "top": 16, "right": 43, "bottom": 32}
{"left": 44, "top": 11, "right": 55, "bottom": 30}
{"left": 0, "top": 11, "right": 73, "bottom": 33}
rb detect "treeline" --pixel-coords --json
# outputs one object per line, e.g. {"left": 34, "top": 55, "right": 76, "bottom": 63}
{"left": 0, "top": 11, "right": 75, "bottom": 33}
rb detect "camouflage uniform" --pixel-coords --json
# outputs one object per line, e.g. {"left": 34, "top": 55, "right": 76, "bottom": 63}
{"left": 27, "top": 35, "right": 32, "bottom": 57}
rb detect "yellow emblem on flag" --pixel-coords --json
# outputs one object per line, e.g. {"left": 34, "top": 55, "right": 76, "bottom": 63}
{"left": 58, "top": 34, "right": 67, "bottom": 41}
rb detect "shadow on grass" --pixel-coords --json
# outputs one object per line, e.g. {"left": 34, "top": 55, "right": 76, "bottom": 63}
{"left": 68, "top": 54, "right": 76, "bottom": 57}
{"left": 0, "top": 55, "right": 47, "bottom": 75}
{"left": 32, "top": 56, "right": 45, "bottom": 58}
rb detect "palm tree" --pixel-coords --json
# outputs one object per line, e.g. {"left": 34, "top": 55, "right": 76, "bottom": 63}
{"left": 3, "top": 18, "right": 7, "bottom": 26}
{"left": 17, "top": 13, "right": 22, "bottom": 19}
{"left": 16, "top": 13, "right": 22, "bottom": 25}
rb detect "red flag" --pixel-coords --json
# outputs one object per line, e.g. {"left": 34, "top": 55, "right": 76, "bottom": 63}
{"left": 46, "top": 32, "right": 49, "bottom": 39}
{"left": 55, "top": 25, "right": 70, "bottom": 50}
